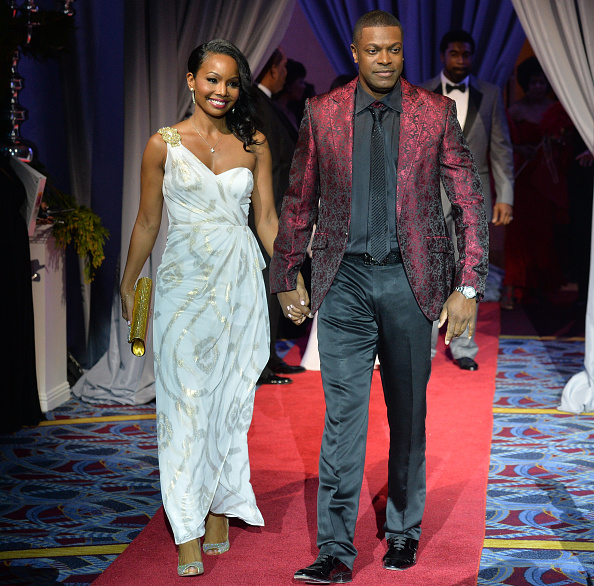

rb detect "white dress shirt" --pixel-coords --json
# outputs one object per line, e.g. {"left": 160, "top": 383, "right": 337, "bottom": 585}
{"left": 257, "top": 83, "right": 272, "bottom": 98}
{"left": 440, "top": 71, "right": 469, "bottom": 129}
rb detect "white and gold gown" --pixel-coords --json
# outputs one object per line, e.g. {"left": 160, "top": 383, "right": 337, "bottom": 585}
{"left": 154, "top": 127, "right": 266, "bottom": 544}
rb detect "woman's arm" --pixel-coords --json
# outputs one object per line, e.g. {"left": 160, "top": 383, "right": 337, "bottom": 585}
{"left": 250, "top": 133, "right": 310, "bottom": 320}
{"left": 120, "top": 133, "right": 166, "bottom": 321}
{"left": 250, "top": 134, "right": 278, "bottom": 258}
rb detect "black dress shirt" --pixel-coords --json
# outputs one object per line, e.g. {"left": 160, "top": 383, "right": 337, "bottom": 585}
{"left": 346, "top": 79, "right": 402, "bottom": 254}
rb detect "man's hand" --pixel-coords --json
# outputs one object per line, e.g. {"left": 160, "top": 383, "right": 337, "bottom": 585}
{"left": 492, "top": 202, "right": 513, "bottom": 226}
{"left": 277, "top": 273, "right": 312, "bottom": 325}
{"left": 438, "top": 291, "right": 478, "bottom": 346}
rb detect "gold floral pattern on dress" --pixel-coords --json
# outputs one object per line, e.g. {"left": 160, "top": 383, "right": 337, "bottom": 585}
{"left": 171, "top": 158, "right": 202, "bottom": 193}
{"left": 157, "top": 260, "right": 184, "bottom": 296}
{"left": 193, "top": 336, "right": 219, "bottom": 374}
{"left": 156, "top": 410, "right": 174, "bottom": 450}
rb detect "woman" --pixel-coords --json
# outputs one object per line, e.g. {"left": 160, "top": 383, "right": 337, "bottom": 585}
{"left": 501, "top": 57, "right": 572, "bottom": 309}
{"left": 120, "top": 39, "right": 307, "bottom": 576}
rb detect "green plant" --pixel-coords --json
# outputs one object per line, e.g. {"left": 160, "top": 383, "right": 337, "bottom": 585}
{"left": 41, "top": 177, "right": 109, "bottom": 283}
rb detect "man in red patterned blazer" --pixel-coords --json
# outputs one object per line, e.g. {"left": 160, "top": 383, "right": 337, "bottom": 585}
{"left": 270, "top": 10, "right": 488, "bottom": 583}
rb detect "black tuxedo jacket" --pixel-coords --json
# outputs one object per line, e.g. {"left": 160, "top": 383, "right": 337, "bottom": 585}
{"left": 253, "top": 86, "right": 298, "bottom": 216}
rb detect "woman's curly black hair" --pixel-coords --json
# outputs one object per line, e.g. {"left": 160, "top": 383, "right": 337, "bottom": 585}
{"left": 188, "top": 39, "right": 262, "bottom": 151}
{"left": 516, "top": 56, "right": 549, "bottom": 93}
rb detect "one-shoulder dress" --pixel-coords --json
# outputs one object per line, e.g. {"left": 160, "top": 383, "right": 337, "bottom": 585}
{"left": 154, "top": 127, "right": 267, "bottom": 544}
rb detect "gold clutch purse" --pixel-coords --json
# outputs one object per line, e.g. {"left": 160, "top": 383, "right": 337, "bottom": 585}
{"left": 128, "top": 277, "right": 153, "bottom": 356}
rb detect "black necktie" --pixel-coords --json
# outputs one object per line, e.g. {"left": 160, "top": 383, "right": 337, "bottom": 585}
{"left": 446, "top": 82, "right": 466, "bottom": 93}
{"left": 369, "top": 102, "right": 389, "bottom": 263}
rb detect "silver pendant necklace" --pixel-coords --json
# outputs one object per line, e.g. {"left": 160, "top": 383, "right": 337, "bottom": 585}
{"left": 190, "top": 117, "right": 223, "bottom": 153}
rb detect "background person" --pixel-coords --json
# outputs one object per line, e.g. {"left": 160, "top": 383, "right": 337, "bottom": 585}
{"left": 274, "top": 59, "right": 307, "bottom": 132}
{"left": 422, "top": 29, "right": 514, "bottom": 371}
{"left": 501, "top": 56, "right": 573, "bottom": 309}
{"left": 251, "top": 48, "right": 306, "bottom": 384}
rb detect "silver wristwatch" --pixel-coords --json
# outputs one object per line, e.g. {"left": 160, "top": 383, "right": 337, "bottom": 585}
{"left": 455, "top": 285, "right": 477, "bottom": 300}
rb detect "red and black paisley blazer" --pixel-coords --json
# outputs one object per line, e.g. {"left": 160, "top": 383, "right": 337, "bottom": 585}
{"left": 270, "top": 77, "right": 488, "bottom": 321}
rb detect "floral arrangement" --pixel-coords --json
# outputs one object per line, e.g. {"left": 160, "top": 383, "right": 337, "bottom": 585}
{"left": 38, "top": 174, "right": 109, "bottom": 283}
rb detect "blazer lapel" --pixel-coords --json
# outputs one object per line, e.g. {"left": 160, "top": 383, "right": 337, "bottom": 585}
{"left": 397, "top": 79, "right": 424, "bottom": 215}
{"left": 329, "top": 80, "right": 356, "bottom": 207}
{"left": 463, "top": 81, "right": 482, "bottom": 135}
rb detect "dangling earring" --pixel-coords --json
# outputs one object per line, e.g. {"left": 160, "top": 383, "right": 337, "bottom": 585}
{"left": 231, "top": 106, "right": 235, "bottom": 114}
{"left": 191, "top": 88, "right": 195, "bottom": 104}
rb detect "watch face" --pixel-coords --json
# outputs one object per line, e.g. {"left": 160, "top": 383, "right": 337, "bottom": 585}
{"left": 457, "top": 286, "right": 476, "bottom": 299}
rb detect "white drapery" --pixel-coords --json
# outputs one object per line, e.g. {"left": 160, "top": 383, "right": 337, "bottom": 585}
{"left": 73, "top": 0, "right": 295, "bottom": 404}
{"left": 511, "top": 0, "right": 594, "bottom": 413}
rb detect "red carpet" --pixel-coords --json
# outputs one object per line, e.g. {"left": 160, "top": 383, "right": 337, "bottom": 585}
{"left": 94, "top": 303, "right": 499, "bottom": 585}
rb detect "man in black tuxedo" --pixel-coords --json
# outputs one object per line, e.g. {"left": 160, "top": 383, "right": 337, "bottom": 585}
{"left": 252, "top": 47, "right": 305, "bottom": 385}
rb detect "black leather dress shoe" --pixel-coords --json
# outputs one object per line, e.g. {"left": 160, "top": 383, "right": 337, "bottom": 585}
{"left": 454, "top": 357, "right": 479, "bottom": 371}
{"left": 294, "top": 555, "right": 352, "bottom": 583}
{"left": 257, "top": 373, "right": 292, "bottom": 385}
{"left": 271, "top": 361, "right": 306, "bottom": 375}
{"left": 382, "top": 536, "right": 418, "bottom": 571}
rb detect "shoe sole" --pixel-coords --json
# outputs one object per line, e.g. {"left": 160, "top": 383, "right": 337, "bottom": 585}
{"left": 294, "top": 575, "right": 352, "bottom": 584}
{"left": 454, "top": 361, "right": 478, "bottom": 371}
{"left": 382, "top": 562, "right": 416, "bottom": 571}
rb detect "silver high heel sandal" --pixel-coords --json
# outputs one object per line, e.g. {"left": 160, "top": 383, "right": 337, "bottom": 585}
{"left": 202, "top": 517, "right": 230, "bottom": 555}
{"left": 178, "top": 539, "right": 204, "bottom": 577}
{"left": 177, "top": 561, "right": 204, "bottom": 577}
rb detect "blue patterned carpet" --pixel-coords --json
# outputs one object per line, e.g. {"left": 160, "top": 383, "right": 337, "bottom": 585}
{"left": 479, "top": 338, "right": 594, "bottom": 586}
{"left": 0, "top": 402, "right": 160, "bottom": 584}
{"left": 1, "top": 338, "right": 593, "bottom": 585}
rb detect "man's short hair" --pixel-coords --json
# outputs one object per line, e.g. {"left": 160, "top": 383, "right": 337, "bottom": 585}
{"left": 352, "top": 10, "right": 402, "bottom": 45}
{"left": 255, "top": 48, "right": 283, "bottom": 84}
{"left": 439, "top": 30, "right": 475, "bottom": 55}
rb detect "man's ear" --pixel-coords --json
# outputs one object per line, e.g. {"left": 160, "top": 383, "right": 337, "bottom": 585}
{"left": 350, "top": 44, "right": 358, "bottom": 64}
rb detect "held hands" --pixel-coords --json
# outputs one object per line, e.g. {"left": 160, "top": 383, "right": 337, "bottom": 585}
{"left": 438, "top": 290, "right": 478, "bottom": 346}
{"left": 491, "top": 202, "right": 513, "bottom": 226}
{"left": 278, "top": 273, "right": 313, "bottom": 325}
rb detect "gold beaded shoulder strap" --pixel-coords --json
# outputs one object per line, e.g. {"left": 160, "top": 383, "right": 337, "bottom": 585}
{"left": 157, "top": 127, "right": 181, "bottom": 147}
